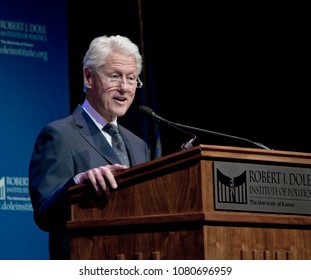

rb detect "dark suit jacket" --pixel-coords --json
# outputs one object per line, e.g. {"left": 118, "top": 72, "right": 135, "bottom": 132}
{"left": 28, "top": 104, "right": 150, "bottom": 259}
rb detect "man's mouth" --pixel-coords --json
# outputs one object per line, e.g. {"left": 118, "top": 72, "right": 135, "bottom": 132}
{"left": 114, "top": 97, "right": 126, "bottom": 101}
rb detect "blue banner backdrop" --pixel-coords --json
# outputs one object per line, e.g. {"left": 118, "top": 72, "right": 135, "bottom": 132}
{"left": 0, "top": 0, "right": 69, "bottom": 259}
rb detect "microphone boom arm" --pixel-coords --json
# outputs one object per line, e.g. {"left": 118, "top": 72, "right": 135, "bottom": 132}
{"left": 172, "top": 122, "right": 271, "bottom": 150}
{"left": 139, "top": 105, "right": 271, "bottom": 151}
{"left": 158, "top": 118, "right": 197, "bottom": 150}
{"left": 139, "top": 106, "right": 196, "bottom": 150}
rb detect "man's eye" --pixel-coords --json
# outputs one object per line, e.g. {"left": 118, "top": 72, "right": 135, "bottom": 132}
{"left": 109, "top": 74, "right": 120, "bottom": 79}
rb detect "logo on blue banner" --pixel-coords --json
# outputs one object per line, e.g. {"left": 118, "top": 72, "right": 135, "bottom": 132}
{"left": 0, "top": 175, "right": 32, "bottom": 211}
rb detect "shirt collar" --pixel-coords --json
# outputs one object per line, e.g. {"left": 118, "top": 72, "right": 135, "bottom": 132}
{"left": 81, "top": 99, "right": 117, "bottom": 130}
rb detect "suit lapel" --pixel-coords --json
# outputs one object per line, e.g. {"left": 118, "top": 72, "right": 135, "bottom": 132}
{"left": 73, "top": 105, "right": 121, "bottom": 164}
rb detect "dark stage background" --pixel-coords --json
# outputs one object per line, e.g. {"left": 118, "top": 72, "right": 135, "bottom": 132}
{"left": 68, "top": 1, "right": 310, "bottom": 157}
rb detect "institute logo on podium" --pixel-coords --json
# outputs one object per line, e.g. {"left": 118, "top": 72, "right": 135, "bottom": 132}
{"left": 216, "top": 169, "right": 248, "bottom": 204}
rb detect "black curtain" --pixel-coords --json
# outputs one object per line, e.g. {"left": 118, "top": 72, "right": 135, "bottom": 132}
{"left": 68, "top": 1, "right": 311, "bottom": 155}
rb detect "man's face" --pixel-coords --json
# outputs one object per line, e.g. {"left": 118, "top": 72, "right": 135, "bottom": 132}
{"left": 84, "top": 52, "right": 139, "bottom": 122}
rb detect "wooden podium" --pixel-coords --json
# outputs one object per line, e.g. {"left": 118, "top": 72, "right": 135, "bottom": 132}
{"left": 67, "top": 145, "right": 311, "bottom": 260}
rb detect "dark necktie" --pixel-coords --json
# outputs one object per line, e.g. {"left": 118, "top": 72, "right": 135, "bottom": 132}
{"left": 103, "top": 123, "right": 130, "bottom": 167}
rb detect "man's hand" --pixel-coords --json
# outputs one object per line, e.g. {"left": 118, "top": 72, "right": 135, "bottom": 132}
{"left": 73, "top": 164, "right": 128, "bottom": 196}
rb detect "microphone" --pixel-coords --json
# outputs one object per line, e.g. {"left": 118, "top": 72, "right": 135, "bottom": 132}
{"left": 139, "top": 105, "right": 196, "bottom": 150}
{"left": 139, "top": 106, "right": 271, "bottom": 150}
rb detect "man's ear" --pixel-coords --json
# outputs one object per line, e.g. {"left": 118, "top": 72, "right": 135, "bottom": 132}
{"left": 83, "top": 68, "right": 93, "bottom": 89}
